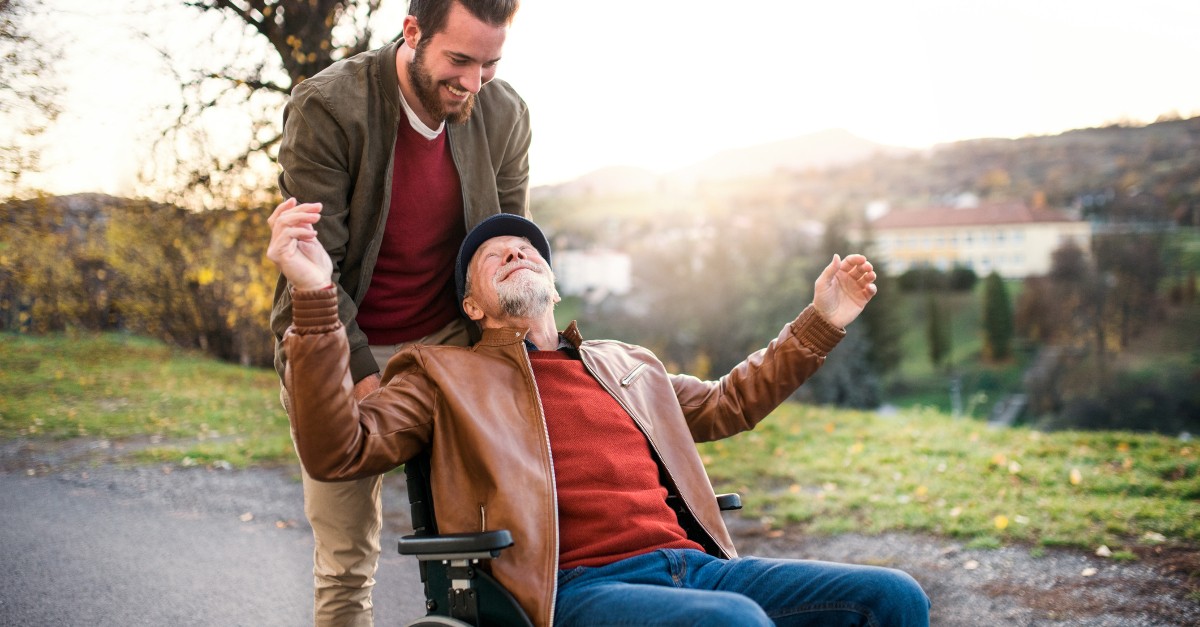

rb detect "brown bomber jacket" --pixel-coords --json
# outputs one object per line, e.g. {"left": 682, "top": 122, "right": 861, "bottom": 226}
{"left": 283, "top": 287, "right": 845, "bottom": 626}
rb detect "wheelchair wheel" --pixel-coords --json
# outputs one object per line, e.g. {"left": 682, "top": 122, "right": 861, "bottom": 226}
{"left": 404, "top": 617, "right": 474, "bottom": 627}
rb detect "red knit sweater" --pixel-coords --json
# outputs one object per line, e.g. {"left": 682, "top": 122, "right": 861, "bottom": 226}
{"left": 528, "top": 350, "right": 703, "bottom": 569}
{"left": 356, "top": 120, "right": 464, "bottom": 344}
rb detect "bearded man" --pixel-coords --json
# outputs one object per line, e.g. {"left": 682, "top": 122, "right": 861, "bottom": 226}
{"left": 269, "top": 207, "right": 932, "bottom": 627}
{"left": 267, "top": 1, "right": 530, "bottom": 624}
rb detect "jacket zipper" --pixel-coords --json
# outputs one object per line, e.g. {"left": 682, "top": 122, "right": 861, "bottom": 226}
{"left": 620, "top": 363, "right": 647, "bottom": 386}
{"left": 519, "top": 344, "right": 560, "bottom": 626}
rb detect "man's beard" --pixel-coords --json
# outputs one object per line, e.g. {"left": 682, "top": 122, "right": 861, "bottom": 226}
{"left": 409, "top": 40, "right": 475, "bottom": 124}
{"left": 494, "top": 262, "right": 556, "bottom": 318}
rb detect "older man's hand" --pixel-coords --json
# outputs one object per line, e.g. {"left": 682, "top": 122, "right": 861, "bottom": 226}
{"left": 266, "top": 198, "right": 333, "bottom": 291}
{"left": 812, "top": 254, "right": 878, "bottom": 329}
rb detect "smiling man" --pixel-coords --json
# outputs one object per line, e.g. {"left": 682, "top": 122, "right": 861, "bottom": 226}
{"left": 269, "top": 208, "right": 931, "bottom": 627}
{"left": 267, "top": 1, "right": 530, "bottom": 624}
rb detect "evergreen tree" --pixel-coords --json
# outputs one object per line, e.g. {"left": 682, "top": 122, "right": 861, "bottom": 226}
{"left": 983, "top": 271, "right": 1015, "bottom": 361}
{"left": 926, "top": 294, "right": 951, "bottom": 368}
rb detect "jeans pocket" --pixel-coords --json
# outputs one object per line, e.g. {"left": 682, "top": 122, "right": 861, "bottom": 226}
{"left": 557, "top": 566, "right": 589, "bottom": 587}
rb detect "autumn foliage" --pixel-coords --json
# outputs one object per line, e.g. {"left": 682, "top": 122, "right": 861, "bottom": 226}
{"left": 0, "top": 194, "right": 277, "bottom": 366}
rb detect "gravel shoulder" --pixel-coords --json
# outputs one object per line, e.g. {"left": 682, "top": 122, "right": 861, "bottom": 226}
{"left": 3, "top": 436, "right": 1198, "bottom": 626}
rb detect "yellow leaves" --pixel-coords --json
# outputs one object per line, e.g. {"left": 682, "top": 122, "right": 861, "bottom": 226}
{"left": 1070, "top": 468, "right": 1083, "bottom": 485}
{"left": 848, "top": 441, "right": 864, "bottom": 455}
{"left": 193, "top": 267, "right": 216, "bottom": 286}
{"left": 994, "top": 515, "right": 1009, "bottom": 530}
{"left": 824, "top": 422, "right": 835, "bottom": 434}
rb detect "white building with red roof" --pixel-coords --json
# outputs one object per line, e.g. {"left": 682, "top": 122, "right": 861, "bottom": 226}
{"left": 868, "top": 200, "right": 1092, "bottom": 278}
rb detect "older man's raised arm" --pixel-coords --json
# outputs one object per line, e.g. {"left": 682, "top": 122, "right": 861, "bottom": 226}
{"left": 267, "top": 199, "right": 433, "bottom": 480}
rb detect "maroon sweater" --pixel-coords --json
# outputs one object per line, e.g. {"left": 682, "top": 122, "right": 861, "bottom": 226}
{"left": 528, "top": 350, "right": 703, "bottom": 569}
{"left": 356, "top": 121, "right": 464, "bottom": 344}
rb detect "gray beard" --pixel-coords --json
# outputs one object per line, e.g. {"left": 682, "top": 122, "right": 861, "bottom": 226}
{"left": 495, "top": 271, "right": 555, "bottom": 318}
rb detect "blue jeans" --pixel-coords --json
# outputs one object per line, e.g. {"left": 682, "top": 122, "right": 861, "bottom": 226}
{"left": 554, "top": 549, "right": 930, "bottom": 627}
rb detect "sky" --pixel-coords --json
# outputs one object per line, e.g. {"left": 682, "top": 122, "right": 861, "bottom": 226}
{"left": 17, "top": 0, "right": 1200, "bottom": 197}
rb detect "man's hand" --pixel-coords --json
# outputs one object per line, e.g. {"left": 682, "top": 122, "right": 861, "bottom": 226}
{"left": 813, "top": 254, "right": 878, "bottom": 329}
{"left": 353, "top": 374, "right": 381, "bottom": 401}
{"left": 267, "top": 198, "right": 333, "bottom": 291}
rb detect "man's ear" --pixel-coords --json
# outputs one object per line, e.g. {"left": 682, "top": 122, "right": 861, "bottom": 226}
{"left": 462, "top": 296, "right": 485, "bottom": 322}
{"left": 402, "top": 15, "right": 421, "bottom": 48}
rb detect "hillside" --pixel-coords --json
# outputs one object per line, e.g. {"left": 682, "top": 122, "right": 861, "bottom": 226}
{"left": 533, "top": 115, "right": 1200, "bottom": 231}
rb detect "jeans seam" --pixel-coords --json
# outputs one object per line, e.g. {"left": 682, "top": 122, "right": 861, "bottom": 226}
{"left": 769, "top": 602, "right": 876, "bottom": 626}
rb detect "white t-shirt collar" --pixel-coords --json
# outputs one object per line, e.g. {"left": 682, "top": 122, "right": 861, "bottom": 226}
{"left": 398, "top": 86, "right": 445, "bottom": 140}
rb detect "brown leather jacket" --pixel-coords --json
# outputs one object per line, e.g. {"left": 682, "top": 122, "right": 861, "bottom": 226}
{"left": 283, "top": 287, "right": 845, "bottom": 626}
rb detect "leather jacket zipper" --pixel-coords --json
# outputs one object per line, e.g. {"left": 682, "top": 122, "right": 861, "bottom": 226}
{"left": 620, "top": 363, "right": 648, "bottom": 386}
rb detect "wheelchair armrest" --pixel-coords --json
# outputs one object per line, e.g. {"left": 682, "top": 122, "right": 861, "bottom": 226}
{"left": 666, "top": 492, "right": 742, "bottom": 512}
{"left": 716, "top": 492, "right": 742, "bottom": 511}
{"left": 398, "top": 529, "right": 514, "bottom": 562}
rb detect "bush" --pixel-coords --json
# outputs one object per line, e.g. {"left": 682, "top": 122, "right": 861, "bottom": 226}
{"left": 896, "top": 266, "right": 977, "bottom": 292}
{"left": 1037, "top": 368, "right": 1200, "bottom": 435}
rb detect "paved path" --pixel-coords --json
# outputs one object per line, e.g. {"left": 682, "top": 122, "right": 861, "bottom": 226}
{"left": 0, "top": 464, "right": 424, "bottom": 626}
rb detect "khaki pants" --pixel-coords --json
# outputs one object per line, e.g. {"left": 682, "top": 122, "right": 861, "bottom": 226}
{"left": 284, "top": 317, "right": 471, "bottom": 627}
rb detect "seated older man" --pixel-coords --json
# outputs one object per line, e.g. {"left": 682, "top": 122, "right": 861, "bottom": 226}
{"left": 268, "top": 200, "right": 930, "bottom": 627}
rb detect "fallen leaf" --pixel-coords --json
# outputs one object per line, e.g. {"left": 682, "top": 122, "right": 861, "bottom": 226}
{"left": 994, "top": 515, "right": 1009, "bottom": 530}
{"left": 239, "top": 512, "right": 254, "bottom": 522}
{"left": 1095, "top": 545, "right": 1112, "bottom": 557}
{"left": 1069, "top": 468, "right": 1083, "bottom": 485}
{"left": 1081, "top": 567, "right": 1098, "bottom": 577}
{"left": 964, "top": 560, "right": 980, "bottom": 570}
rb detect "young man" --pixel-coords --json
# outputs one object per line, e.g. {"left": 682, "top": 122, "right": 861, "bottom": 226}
{"left": 269, "top": 205, "right": 932, "bottom": 627}
{"left": 267, "top": 1, "right": 528, "bottom": 623}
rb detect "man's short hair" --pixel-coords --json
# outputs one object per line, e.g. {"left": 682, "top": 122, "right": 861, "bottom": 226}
{"left": 409, "top": 0, "right": 520, "bottom": 38}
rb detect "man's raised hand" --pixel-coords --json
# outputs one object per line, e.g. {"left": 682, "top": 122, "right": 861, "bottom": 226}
{"left": 812, "top": 253, "right": 878, "bottom": 329}
{"left": 266, "top": 198, "right": 333, "bottom": 291}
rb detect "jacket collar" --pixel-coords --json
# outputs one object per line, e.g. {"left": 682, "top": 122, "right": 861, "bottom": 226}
{"left": 380, "top": 39, "right": 402, "bottom": 112}
{"left": 474, "top": 320, "right": 585, "bottom": 349}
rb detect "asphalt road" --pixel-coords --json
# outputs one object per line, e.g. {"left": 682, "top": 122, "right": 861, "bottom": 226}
{"left": 0, "top": 464, "right": 425, "bottom": 626}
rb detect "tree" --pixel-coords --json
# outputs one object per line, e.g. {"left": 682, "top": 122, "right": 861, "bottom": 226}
{"left": 982, "top": 271, "right": 1014, "bottom": 361}
{"left": 147, "top": 0, "right": 387, "bottom": 208}
{"left": 926, "top": 294, "right": 950, "bottom": 369}
{"left": 0, "top": 0, "right": 62, "bottom": 197}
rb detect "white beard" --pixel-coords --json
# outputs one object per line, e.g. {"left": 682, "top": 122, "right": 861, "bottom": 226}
{"left": 494, "top": 265, "right": 557, "bottom": 318}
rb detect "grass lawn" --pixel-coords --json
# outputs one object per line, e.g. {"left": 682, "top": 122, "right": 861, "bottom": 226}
{"left": 700, "top": 403, "right": 1199, "bottom": 552}
{"left": 3, "top": 331, "right": 1197, "bottom": 554}
{"left": 0, "top": 332, "right": 292, "bottom": 466}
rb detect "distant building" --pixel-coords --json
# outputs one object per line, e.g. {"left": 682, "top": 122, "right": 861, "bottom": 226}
{"left": 554, "top": 249, "right": 632, "bottom": 302}
{"left": 868, "top": 202, "right": 1092, "bottom": 278}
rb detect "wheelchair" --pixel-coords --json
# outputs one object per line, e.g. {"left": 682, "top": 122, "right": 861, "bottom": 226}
{"left": 397, "top": 451, "right": 743, "bottom": 626}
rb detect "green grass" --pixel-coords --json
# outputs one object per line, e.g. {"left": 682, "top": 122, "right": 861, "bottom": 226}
{"left": 0, "top": 332, "right": 293, "bottom": 466}
{"left": 699, "top": 403, "right": 1200, "bottom": 551}
{"left": 4, "top": 332, "right": 1198, "bottom": 553}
